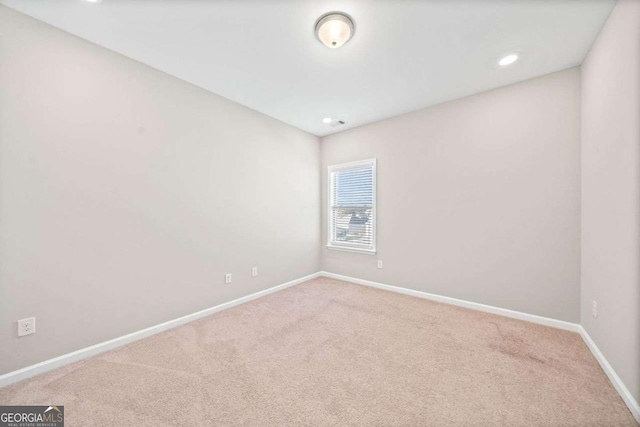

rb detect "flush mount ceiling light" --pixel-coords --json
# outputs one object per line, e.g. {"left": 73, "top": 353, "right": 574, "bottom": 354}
{"left": 315, "top": 12, "right": 355, "bottom": 49}
{"left": 498, "top": 53, "right": 519, "bottom": 67}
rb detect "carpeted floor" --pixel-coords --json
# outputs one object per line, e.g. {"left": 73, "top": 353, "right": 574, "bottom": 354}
{"left": 0, "top": 277, "right": 636, "bottom": 426}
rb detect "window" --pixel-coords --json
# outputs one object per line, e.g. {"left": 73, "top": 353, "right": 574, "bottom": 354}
{"left": 328, "top": 159, "right": 376, "bottom": 254}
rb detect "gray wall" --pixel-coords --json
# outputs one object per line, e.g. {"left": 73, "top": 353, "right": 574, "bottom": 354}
{"left": 0, "top": 6, "right": 320, "bottom": 375}
{"left": 581, "top": 0, "right": 640, "bottom": 403}
{"left": 321, "top": 68, "right": 581, "bottom": 323}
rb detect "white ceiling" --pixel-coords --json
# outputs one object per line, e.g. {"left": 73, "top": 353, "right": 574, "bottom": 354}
{"left": 1, "top": 0, "right": 615, "bottom": 136}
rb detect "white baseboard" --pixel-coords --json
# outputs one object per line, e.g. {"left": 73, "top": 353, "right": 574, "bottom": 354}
{"left": 0, "top": 271, "right": 321, "bottom": 388}
{"left": 320, "top": 271, "right": 580, "bottom": 332}
{"left": 579, "top": 326, "right": 640, "bottom": 424}
{"left": 321, "top": 271, "right": 639, "bottom": 423}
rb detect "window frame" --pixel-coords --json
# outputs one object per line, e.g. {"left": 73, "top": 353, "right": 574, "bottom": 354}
{"left": 327, "top": 158, "right": 377, "bottom": 255}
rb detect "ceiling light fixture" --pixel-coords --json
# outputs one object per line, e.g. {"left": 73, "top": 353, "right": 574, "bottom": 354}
{"left": 498, "top": 53, "right": 519, "bottom": 67}
{"left": 85, "top": 0, "right": 102, "bottom": 3}
{"left": 315, "top": 12, "right": 355, "bottom": 49}
{"left": 322, "top": 117, "right": 332, "bottom": 124}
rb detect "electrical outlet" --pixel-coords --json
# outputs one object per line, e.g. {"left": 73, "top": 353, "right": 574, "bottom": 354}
{"left": 592, "top": 301, "right": 598, "bottom": 318}
{"left": 252, "top": 267, "right": 258, "bottom": 277}
{"left": 18, "top": 317, "right": 36, "bottom": 337}
{"left": 377, "top": 260, "right": 383, "bottom": 269}
{"left": 225, "top": 273, "right": 232, "bottom": 284}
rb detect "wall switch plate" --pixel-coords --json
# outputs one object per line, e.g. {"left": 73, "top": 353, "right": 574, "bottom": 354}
{"left": 592, "top": 301, "right": 598, "bottom": 318}
{"left": 252, "top": 267, "right": 258, "bottom": 277}
{"left": 225, "top": 273, "right": 232, "bottom": 284}
{"left": 18, "top": 317, "right": 36, "bottom": 337}
{"left": 377, "top": 260, "right": 383, "bottom": 269}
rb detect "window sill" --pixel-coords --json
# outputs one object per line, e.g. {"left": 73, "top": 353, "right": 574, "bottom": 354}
{"left": 326, "top": 245, "right": 377, "bottom": 255}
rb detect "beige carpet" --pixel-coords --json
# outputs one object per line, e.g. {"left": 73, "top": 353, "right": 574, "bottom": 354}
{"left": 0, "top": 278, "right": 636, "bottom": 426}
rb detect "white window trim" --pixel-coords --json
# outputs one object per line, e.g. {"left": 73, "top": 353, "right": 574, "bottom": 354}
{"left": 327, "top": 158, "right": 377, "bottom": 255}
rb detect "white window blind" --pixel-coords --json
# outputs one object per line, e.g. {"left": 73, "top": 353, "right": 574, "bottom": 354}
{"left": 328, "top": 159, "right": 376, "bottom": 253}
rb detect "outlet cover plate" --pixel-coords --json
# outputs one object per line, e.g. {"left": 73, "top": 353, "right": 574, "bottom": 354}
{"left": 18, "top": 317, "right": 36, "bottom": 337}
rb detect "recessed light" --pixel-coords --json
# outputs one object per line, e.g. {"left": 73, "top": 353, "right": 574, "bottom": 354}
{"left": 498, "top": 53, "right": 519, "bottom": 67}
{"left": 315, "top": 12, "right": 355, "bottom": 49}
{"left": 85, "top": 0, "right": 102, "bottom": 2}
{"left": 322, "top": 117, "right": 332, "bottom": 124}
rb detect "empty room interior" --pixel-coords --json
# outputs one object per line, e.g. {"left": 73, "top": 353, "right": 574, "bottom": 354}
{"left": 0, "top": 0, "right": 639, "bottom": 425}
